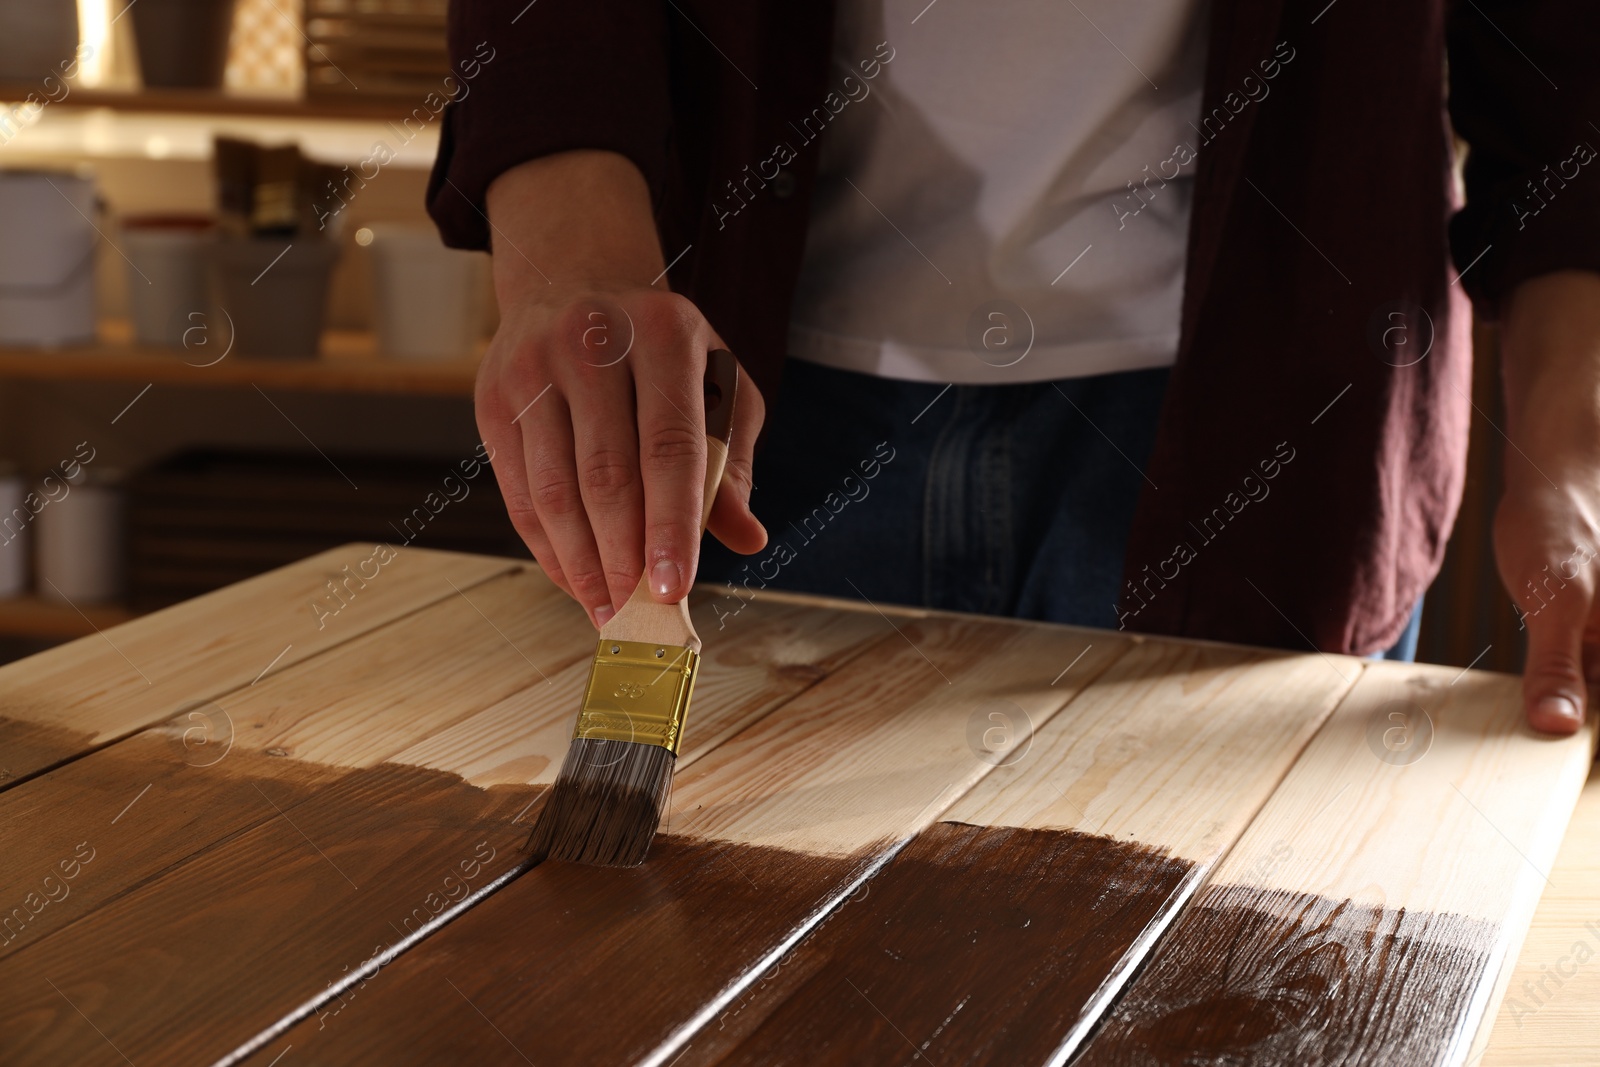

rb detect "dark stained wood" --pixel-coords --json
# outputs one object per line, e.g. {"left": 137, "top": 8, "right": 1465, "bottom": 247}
{"left": 0, "top": 718, "right": 99, "bottom": 788}
{"left": 0, "top": 762, "right": 540, "bottom": 1066}
{"left": 237, "top": 837, "right": 874, "bottom": 1067}
{"left": 694, "top": 824, "right": 1197, "bottom": 1067}
{"left": 0, "top": 737, "right": 346, "bottom": 960}
{"left": 1076, "top": 885, "right": 1500, "bottom": 1066}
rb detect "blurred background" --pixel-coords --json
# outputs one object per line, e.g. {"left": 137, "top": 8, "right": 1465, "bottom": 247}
{"left": 0, "top": 0, "right": 1519, "bottom": 674}
{"left": 0, "top": 0, "right": 524, "bottom": 664}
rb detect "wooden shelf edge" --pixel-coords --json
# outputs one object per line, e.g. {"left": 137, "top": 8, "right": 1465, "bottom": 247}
{"left": 0, "top": 84, "right": 430, "bottom": 122}
{"left": 0, "top": 335, "right": 479, "bottom": 398}
{"left": 0, "top": 596, "right": 138, "bottom": 640}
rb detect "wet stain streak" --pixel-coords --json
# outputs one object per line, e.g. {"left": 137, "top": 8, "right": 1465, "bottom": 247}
{"left": 0, "top": 717, "right": 102, "bottom": 789}
{"left": 698, "top": 822, "right": 1197, "bottom": 1067}
{"left": 1076, "top": 884, "right": 1500, "bottom": 1067}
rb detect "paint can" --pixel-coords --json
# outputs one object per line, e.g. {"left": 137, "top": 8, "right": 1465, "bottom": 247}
{"left": 0, "top": 170, "right": 98, "bottom": 347}
{"left": 0, "top": 463, "right": 29, "bottom": 598}
{"left": 123, "top": 215, "right": 216, "bottom": 348}
{"left": 206, "top": 238, "right": 340, "bottom": 358}
{"left": 366, "top": 224, "right": 485, "bottom": 361}
{"left": 37, "top": 467, "right": 125, "bottom": 605}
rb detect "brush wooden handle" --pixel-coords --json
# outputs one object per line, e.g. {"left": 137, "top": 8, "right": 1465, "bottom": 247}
{"left": 599, "top": 349, "right": 739, "bottom": 651}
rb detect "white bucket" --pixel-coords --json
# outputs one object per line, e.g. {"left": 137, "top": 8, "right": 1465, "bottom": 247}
{"left": 0, "top": 467, "right": 28, "bottom": 598}
{"left": 123, "top": 216, "right": 215, "bottom": 348}
{"left": 0, "top": 170, "right": 98, "bottom": 347}
{"left": 367, "top": 224, "right": 485, "bottom": 361}
{"left": 37, "top": 470, "right": 124, "bottom": 605}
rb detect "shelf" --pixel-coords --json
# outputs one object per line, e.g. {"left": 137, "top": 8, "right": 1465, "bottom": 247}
{"left": 0, "top": 84, "right": 431, "bottom": 122}
{"left": 0, "top": 595, "right": 137, "bottom": 640}
{"left": 0, "top": 321, "right": 479, "bottom": 398}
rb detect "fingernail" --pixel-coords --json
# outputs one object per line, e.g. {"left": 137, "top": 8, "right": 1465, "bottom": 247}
{"left": 594, "top": 604, "right": 615, "bottom": 627}
{"left": 651, "top": 559, "right": 681, "bottom": 599}
{"left": 1536, "top": 694, "right": 1581, "bottom": 725}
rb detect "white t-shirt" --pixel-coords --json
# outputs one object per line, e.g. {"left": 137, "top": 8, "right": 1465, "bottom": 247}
{"left": 788, "top": 0, "right": 1208, "bottom": 384}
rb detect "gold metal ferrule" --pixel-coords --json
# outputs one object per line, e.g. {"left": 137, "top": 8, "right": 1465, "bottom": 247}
{"left": 573, "top": 640, "right": 699, "bottom": 755}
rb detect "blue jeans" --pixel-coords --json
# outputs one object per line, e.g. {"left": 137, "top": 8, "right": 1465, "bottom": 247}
{"left": 701, "top": 359, "right": 1422, "bottom": 660}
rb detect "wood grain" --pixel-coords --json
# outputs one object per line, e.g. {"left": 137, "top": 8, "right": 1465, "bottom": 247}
{"left": 1481, "top": 757, "right": 1600, "bottom": 1066}
{"left": 1077, "top": 662, "right": 1596, "bottom": 1067}
{"left": 1084, "top": 886, "right": 1500, "bottom": 1066}
{"left": 699, "top": 823, "right": 1195, "bottom": 1067}
{"left": 0, "top": 760, "right": 539, "bottom": 1067}
{"left": 697, "top": 640, "right": 1360, "bottom": 1067}
{"left": 392, "top": 594, "right": 889, "bottom": 785}
{"left": 0, "top": 584, "right": 884, "bottom": 1065}
{"left": 0, "top": 568, "right": 583, "bottom": 960}
{"left": 235, "top": 615, "right": 1133, "bottom": 1066}
{"left": 0, "top": 545, "right": 517, "bottom": 784}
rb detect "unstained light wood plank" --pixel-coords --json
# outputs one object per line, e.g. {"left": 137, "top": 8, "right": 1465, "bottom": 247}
{"left": 1481, "top": 756, "right": 1600, "bottom": 1066}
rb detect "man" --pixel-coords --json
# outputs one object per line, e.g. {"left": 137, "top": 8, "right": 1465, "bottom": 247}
{"left": 430, "top": 0, "right": 1600, "bottom": 735}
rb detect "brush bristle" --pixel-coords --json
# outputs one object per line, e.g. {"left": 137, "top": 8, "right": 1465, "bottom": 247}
{"left": 526, "top": 738, "right": 675, "bottom": 867}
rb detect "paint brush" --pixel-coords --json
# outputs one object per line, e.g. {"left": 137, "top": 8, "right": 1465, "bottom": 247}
{"left": 527, "top": 348, "right": 739, "bottom": 867}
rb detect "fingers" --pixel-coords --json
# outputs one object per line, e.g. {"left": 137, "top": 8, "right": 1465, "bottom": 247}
{"left": 707, "top": 362, "right": 769, "bottom": 556}
{"left": 1521, "top": 583, "right": 1589, "bottom": 735}
{"left": 562, "top": 312, "right": 645, "bottom": 617}
{"left": 479, "top": 290, "right": 736, "bottom": 617}
{"left": 475, "top": 393, "right": 575, "bottom": 599}
{"left": 632, "top": 299, "right": 709, "bottom": 603}
{"left": 520, "top": 393, "right": 615, "bottom": 626}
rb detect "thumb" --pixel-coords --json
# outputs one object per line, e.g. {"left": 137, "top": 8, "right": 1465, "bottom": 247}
{"left": 707, "top": 361, "right": 768, "bottom": 555}
{"left": 1521, "top": 580, "right": 1589, "bottom": 735}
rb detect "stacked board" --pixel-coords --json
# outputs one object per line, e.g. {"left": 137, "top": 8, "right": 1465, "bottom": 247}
{"left": 0, "top": 546, "right": 1592, "bottom": 1066}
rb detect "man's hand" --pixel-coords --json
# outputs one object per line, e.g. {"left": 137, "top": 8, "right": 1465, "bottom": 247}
{"left": 474, "top": 152, "right": 767, "bottom": 628}
{"left": 1495, "top": 270, "right": 1600, "bottom": 735}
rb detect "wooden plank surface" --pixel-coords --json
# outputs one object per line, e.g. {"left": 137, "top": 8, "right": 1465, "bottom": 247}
{"left": 1077, "top": 661, "right": 1596, "bottom": 1067}
{"left": 696, "top": 639, "right": 1359, "bottom": 1067}
{"left": 5, "top": 545, "right": 1594, "bottom": 1067}
{"left": 235, "top": 614, "right": 1133, "bottom": 1067}
{"left": 0, "top": 567, "right": 573, "bottom": 960}
{"left": 0, "top": 587, "right": 885, "bottom": 1066}
{"left": 0, "top": 544, "right": 515, "bottom": 785}
{"left": 1481, "top": 756, "right": 1600, "bottom": 1065}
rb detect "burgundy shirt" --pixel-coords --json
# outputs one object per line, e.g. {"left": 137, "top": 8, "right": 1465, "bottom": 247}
{"left": 429, "top": 0, "right": 1600, "bottom": 655}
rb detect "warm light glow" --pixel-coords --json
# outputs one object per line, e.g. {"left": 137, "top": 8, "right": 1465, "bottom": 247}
{"left": 75, "top": 0, "right": 111, "bottom": 87}
{"left": 354, "top": 227, "right": 374, "bottom": 247}
{"left": 144, "top": 135, "right": 170, "bottom": 158}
